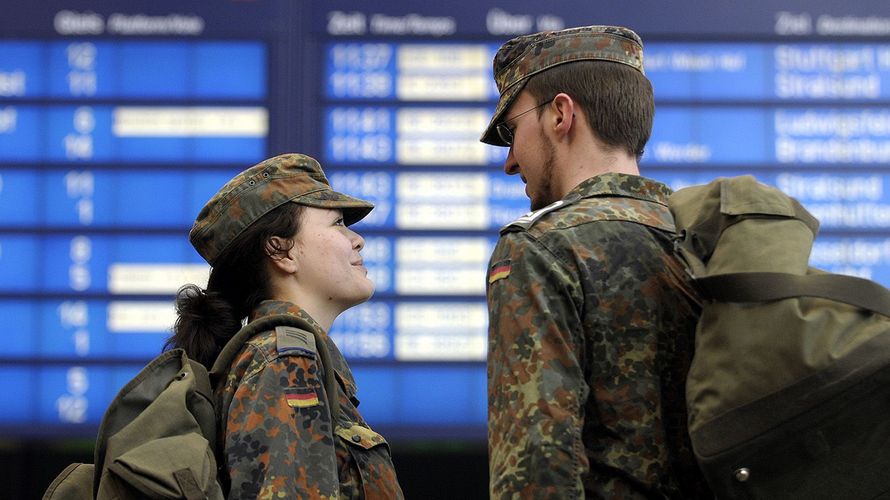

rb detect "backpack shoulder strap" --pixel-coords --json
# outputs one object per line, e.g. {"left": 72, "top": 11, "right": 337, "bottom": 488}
{"left": 696, "top": 271, "right": 890, "bottom": 318}
{"left": 209, "top": 314, "right": 340, "bottom": 423}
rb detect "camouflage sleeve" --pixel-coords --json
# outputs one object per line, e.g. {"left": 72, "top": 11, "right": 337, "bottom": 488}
{"left": 224, "top": 347, "right": 338, "bottom": 499}
{"left": 486, "top": 232, "right": 588, "bottom": 499}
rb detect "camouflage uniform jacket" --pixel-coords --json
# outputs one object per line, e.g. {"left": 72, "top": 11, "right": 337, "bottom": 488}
{"left": 486, "top": 173, "right": 710, "bottom": 499}
{"left": 217, "top": 299, "right": 404, "bottom": 499}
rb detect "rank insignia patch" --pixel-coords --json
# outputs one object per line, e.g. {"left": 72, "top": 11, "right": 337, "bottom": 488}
{"left": 276, "top": 325, "right": 317, "bottom": 358}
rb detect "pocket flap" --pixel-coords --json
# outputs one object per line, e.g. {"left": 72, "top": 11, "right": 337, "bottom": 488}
{"left": 102, "top": 434, "right": 221, "bottom": 499}
{"left": 336, "top": 424, "right": 388, "bottom": 450}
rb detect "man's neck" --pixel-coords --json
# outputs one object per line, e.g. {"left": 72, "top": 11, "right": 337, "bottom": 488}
{"left": 556, "top": 142, "right": 640, "bottom": 198}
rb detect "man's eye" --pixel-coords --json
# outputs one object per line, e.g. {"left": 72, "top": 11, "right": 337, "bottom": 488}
{"left": 334, "top": 217, "right": 345, "bottom": 226}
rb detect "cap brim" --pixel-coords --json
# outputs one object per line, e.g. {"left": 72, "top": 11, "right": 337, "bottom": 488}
{"left": 293, "top": 191, "right": 375, "bottom": 226}
{"left": 480, "top": 80, "right": 527, "bottom": 146}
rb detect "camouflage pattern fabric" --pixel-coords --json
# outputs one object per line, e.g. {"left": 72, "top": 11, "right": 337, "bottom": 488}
{"left": 190, "top": 153, "right": 374, "bottom": 266}
{"left": 217, "top": 299, "right": 403, "bottom": 499}
{"left": 481, "top": 25, "right": 645, "bottom": 145}
{"left": 486, "top": 173, "right": 711, "bottom": 499}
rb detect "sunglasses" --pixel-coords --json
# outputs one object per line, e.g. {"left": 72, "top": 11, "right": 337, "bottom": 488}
{"left": 495, "top": 99, "right": 553, "bottom": 146}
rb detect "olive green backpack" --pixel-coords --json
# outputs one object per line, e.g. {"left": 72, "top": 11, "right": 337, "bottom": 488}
{"left": 42, "top": 314, "right": 339, "bottom": 500}
{"left": 669, "top": 176, "right": 890, "bottom": 500}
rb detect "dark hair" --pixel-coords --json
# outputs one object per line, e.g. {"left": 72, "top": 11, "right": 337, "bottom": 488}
{"left": 165, "top": 203, "right": 305, "bottom": 368}
{"left": 525, "top": 60, "right": 654, "bottom": 160}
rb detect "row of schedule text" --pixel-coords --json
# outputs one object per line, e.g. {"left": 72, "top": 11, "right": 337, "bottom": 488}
{"left": 0, "top": 299, "right": 488, "bottom": 362}
{"left": 0, "top": 362, "right": 485, "bottom": 432}
{"left": 2, "top": 233, "right": 889, "bottom": 295}
{"left": 0, "top": 41, "right": 265, "bottom": 99}
{"left": 4, "top": 170, "right": 890, "bottom": 230}
{"left": 325, "top": 106, "right": 890, "bottom": 166}
{"left": 325, "top": 42, "right": 890, "bottom": 101}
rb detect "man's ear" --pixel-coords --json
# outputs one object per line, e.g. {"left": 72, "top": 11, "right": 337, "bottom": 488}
{"left": 551, "top": 92, "right": 576, "bottom": 140}
{"left": 265, "top": 236, "right": 298, "bottom": 274}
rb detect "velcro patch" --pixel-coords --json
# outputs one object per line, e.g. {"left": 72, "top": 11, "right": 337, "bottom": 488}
{"left": 488, "top": 260, "right": 512, "bottom": 284}
{"left": 285, "top": 387, "right": 319, "bottom": 408}
{"left": 276, "top": 326, "right": 317, "bottom": 358}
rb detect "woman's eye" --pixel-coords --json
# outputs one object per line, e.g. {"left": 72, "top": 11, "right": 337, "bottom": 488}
{"left": 334, "top": 218, "right": 345, "bottom": 226}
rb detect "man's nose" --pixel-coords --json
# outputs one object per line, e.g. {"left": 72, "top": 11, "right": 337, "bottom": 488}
{"left": 503, "top": 147, "right": 519, "bottom": 175}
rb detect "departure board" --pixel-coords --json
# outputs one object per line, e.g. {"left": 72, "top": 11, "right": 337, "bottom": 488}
{"left": 2, "top": 0, "right": 890, "bottom": 440}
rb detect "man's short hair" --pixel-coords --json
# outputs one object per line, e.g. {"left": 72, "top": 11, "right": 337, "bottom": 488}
{"left": 481, "top": 24, "right": 651, "bottom": 156}
{"left": 525, "top": 59, "right": 654, "bottom": 160}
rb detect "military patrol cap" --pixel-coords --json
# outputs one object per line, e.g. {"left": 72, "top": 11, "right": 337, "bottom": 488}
{"left": 481, "top": 25, "right": 646, "bottom": 146}
{"left": 190, "top": 153, "right": 374, "bottom": 265}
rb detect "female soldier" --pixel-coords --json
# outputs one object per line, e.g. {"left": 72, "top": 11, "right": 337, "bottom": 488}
{"left": 166, "top": 153, "right": 403, "bottom": 499}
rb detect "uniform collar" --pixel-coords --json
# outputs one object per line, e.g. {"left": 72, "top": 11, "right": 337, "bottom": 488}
{"left": 250, "top": 299, "right": 325, "bottom": 334}
{"left": 564, "top": 172, "right": 673, "bottom": 205}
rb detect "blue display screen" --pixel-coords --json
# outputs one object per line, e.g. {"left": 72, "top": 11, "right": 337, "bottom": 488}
{"left": 2, "top": 0, "right": 890, "bottom": 440}
{"left": 1, "top": 40, "right": 266, "bottom": 99}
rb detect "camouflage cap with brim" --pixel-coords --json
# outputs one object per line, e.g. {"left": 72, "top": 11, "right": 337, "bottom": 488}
{"left": 189, "top": 153, "right": 374, "bottom": 265}
{"left": 480, "top": 25, "right": 646, "bottom": 146}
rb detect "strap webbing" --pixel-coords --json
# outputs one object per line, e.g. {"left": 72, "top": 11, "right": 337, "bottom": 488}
{"left": 172, "top": 469, "right": 204, "bottom": 500}
{"left": 696, "top": 272, "right": 890, "bottom": 318}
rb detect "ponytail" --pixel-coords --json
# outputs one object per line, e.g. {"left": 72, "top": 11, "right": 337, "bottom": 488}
{"left": 167, "top": 284, "right": 241, "bottom": 368}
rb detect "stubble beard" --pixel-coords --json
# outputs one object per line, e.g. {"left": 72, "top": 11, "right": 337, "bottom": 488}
{"left": 529, "top": 131, "right": 558, "bottom": 211}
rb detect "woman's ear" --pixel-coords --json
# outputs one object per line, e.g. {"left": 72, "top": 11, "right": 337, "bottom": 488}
{"left": 265, "top": 236, "right": 298, "bottom": 274}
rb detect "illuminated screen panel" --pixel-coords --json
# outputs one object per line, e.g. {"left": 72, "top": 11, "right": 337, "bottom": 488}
{"left": 315, "top": 1, "right": 890, "bottom": 442}
{"left": 2, "top": 0, "right": 890, "bottom": 440}
{"left": 0, "top": 4, "right": 275, "bottom": 434}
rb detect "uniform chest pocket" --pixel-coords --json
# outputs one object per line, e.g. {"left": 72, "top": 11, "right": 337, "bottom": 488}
{"left": 335, "top": 424, "right": 403, "bottom": 499}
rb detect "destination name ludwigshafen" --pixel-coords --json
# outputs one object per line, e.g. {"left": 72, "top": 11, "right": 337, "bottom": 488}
{"left": 775, "top": 110, "right": 890, "bottom": 163}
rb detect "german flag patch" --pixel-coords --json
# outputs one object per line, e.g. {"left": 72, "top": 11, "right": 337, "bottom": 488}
{"left": 285, "top": 387, "right": 319, "bottom": 408}
{"left": 488, "top": 260, "right": 512, "bottom": 284}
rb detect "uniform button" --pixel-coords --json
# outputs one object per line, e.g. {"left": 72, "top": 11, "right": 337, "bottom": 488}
{"left": 351, "top": 435, "right": 362, "bottom": 443}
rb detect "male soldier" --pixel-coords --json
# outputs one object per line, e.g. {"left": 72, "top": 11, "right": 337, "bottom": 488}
{"left": 481, "top": 26, "right": 712, "bottom": 498}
